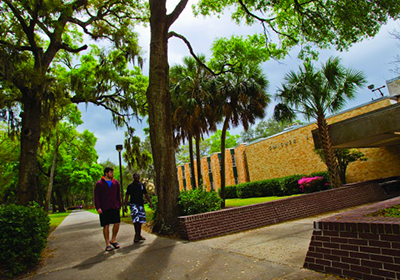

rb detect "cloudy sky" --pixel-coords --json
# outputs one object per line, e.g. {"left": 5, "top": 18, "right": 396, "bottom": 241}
{"left": 77, "top": 3, "right": 400, "bottom": 164}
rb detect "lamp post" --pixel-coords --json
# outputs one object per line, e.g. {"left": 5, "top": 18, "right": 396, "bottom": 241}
{"left": 368, "top": 84, "right": 385, "bottom": 97}
{"left": 116, "top": 144, "right": 125, "bottom": 217}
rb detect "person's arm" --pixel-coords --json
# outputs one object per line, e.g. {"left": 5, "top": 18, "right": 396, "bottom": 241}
{"left": 94, "top": 182, "right": 102, "bottom": 214}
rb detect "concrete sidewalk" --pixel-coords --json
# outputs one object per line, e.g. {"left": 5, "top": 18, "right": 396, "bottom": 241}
{"left": 25, "top": 209, "right": 353, "bottom": 280}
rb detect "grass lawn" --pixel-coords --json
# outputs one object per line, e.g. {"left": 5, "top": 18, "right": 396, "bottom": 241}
{"left": 225, "top": 194, "right": 301, "bottom": 207}
{"left": 49, "top": 211, "right": 71, "bottom": 233}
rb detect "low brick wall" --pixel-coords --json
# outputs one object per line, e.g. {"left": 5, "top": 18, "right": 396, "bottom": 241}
{"left": 304, "top": 196, "right": 400, "bottom": 280}
{"left": 178, "top": 182, "right": 388, "bottom": 241}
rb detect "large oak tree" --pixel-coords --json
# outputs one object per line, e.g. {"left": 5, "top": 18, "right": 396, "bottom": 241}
{"left": 0, "top": 0, "right": 147, "bottom": 205}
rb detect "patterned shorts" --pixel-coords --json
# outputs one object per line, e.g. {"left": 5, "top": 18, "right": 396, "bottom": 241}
{"left": 129, "top": 203, "right": 146, "bottom": 224}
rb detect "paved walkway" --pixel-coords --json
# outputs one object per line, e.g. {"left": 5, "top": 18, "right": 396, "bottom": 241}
{"left": 25, "top": 208, "right": 356, "bottom": 280}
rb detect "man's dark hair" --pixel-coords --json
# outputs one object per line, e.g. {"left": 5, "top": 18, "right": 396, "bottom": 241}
{"left": 104, "top": 167, "right": 114, "bottom": 175}
{"left": 133, "top": 172, "right": 140, "bottom": 179}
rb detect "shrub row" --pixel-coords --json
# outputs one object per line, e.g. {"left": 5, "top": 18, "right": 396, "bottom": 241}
{"left": 178, "top": 187, "right": 222, "bottom": 216}
{"left": 220, "top": 171, "right": 330, "bottom": 199}
{"left": 0, "top": 203, "right": 50, "bottom": 277}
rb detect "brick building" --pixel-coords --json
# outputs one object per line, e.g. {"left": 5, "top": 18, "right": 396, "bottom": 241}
{"left": 177, "top": 77, "right": 400, "bottom": 191}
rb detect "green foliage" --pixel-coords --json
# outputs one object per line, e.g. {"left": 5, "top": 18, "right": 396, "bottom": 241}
{"left": 236, "top": 182, "right": 263, "bottom": 198}
{"left": 275, "top": 57, "right": 367, "bottom": 189}
{"left": 240, "top": 118, "right": 302, "bottom": 143}
{"left": 150, "top": 195, "right": 158, "bottom": 221}
{"left": 234, "top": 172, "right": 330, "bottom": 199}
{"left": 368, "top": 204, "right": 400, "bottom": 218}
{"left": 314, "top": 148, "right": 367, "bottom": 184}
{"left": 219, "top": 185, "right": 238, "bottom": 199}
{"left": 194, "top": 0, "right": 400, "bottom": 58}
{"left": 0, "top": 203, "right": 50, "bottom": 277}
{"left": 310, "top": 171, "right": 331, "bottom": 182}
{"left": 280, "top": 175, "right": 307, "bottom": 195}
{"left": 209, "top": 130, "right": 240, "bottom": 154}
{"left": 176, "top": 138, "right": 210, "bottom": 165}
{"left": 178, "top": 187, "right": 222, "bottom": 216}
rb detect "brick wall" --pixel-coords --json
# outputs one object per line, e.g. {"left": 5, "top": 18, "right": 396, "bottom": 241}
{"left": 304, "top": 196, "right": 400, "bottom": 280}
{"left": 178, "top": 182, "right": 388, "bottom": 241}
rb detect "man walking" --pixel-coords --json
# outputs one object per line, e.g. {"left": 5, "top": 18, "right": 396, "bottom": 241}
{"left": 124, "top": 173, "right": 153, "bottom": 243}
{"left": 94, "top": 167, "right": 121, "bottom": 251}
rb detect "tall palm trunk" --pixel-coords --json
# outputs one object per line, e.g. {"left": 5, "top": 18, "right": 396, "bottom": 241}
{"left": 148, "top": 0, "right": 180, "bottom": 234}
{"left": 188, "top": 133, "right": 196, "bottom": 189}
{"left": 195, "top": 131, "right": 202, "bottom": 187}
{"left": 317, "top": 114, "right": 342, "bottom": 188}
{"left": 17, "top": 91, "right": 42, "bottom": 205}
{"left": 220, "top": 114, "right": 231, "bottom": 208}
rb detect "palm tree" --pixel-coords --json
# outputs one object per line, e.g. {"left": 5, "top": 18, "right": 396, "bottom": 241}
{"left": 214, "top": 64, "right": 270, "bottom": 207}
{"left": 274, "top": 56, "right": 366, "bottom": 188}
{"left": 171, "top": 55, "right": 215, "bottom": 189}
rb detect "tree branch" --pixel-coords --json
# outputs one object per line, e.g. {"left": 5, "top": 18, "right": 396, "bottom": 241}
{"left": 237, "top": 0, "right": 298, "bottom": 43}
{"left": 0, "top": 40, "right": 33, "bottom": 52}
{"left": 60, "top": 43, "right": 88, "bottom": 53}
{"left": 168, "top": 31, "right": 236, "bottom": 76}
{"left": 3, "top": 0, "right": 38, "bottom": 50}
{"left": 167, "top": 0, "right": 189, "bottom": 28}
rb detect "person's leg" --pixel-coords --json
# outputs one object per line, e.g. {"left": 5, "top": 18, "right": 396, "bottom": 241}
{"left": 134, "top": 222, "right": 141, "bottom": 241}
{"left": 111, "top": 223, "right": 120, "bottom": 243}
{"left": 103, "top": 225, "right": 110, "bottom": 246}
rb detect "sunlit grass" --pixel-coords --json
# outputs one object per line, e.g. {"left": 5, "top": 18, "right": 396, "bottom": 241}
{"left": 48, "top": 211, "right": 71, "bottom": 233}
{"left": 225, "top": 194, "right": 301, "bottom": 207}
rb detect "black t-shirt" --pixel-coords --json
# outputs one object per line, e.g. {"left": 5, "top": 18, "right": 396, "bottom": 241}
{"left": 126, "top": 181, "right": 147, "bottom": 206}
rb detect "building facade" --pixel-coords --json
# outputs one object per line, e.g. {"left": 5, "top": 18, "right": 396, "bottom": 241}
{"left": 177, "top": 83, "right": 400, "bottom": 191}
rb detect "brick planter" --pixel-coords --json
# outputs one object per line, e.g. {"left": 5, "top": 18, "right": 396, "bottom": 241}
{"left": 304, "top": 196, "right": 400, "bottom": 280}
{"left": 178, "top": 182, "right": 388, "bottom": 241}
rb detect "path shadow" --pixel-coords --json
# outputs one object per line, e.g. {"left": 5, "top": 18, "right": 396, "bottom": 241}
{"left": 72, "top": 249, "right": 117, "bottom": 270}
{"left": 117, "top": 236, "right": 179, "bottom": 279}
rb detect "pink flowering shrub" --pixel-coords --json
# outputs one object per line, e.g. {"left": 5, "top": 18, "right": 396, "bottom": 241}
{"left": 298, "top": 176, "right": 328, "bottom": 193}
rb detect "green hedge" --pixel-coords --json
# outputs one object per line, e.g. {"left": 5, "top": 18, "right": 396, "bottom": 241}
{"left": 0, "top": 203, "right": 50, "bottom": 277}
{"left": 220, "top": 185, "right": 238, "bottom": 199}
{"left": 224, "top": 171, "right": 330, "bottom": 199}
{"left": 178, "top": 188, "right": 222, "bottom": 216}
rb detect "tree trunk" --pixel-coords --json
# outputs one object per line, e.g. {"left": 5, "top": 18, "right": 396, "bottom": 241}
{"left": 45, "top": 145, "right": 58, "bottom": 212}
{"left": 317, "top": 115, "right": 342, "bottom": 188}
{"left": 55, "top": 189, "right": 66, "bottom": 212}
{"left": 338, "top": 164, "right": 347, "bottom": 184}
{"left": 17, "top": 91, "right": 42, "bottom": 205}
{"left": 51, "top": 192, "right": 57, "bottom": 213}
{"left": 188, "top": 133, "right": 196, "bottom": 189}
{"left": 220, "top": 116, "right": 231, "bottom": 208}
{"left": 195, "top": 132, "right": 202, "bottom": 188}
{"left": 147, "top": 1, "right": 180, "bottom": 235}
